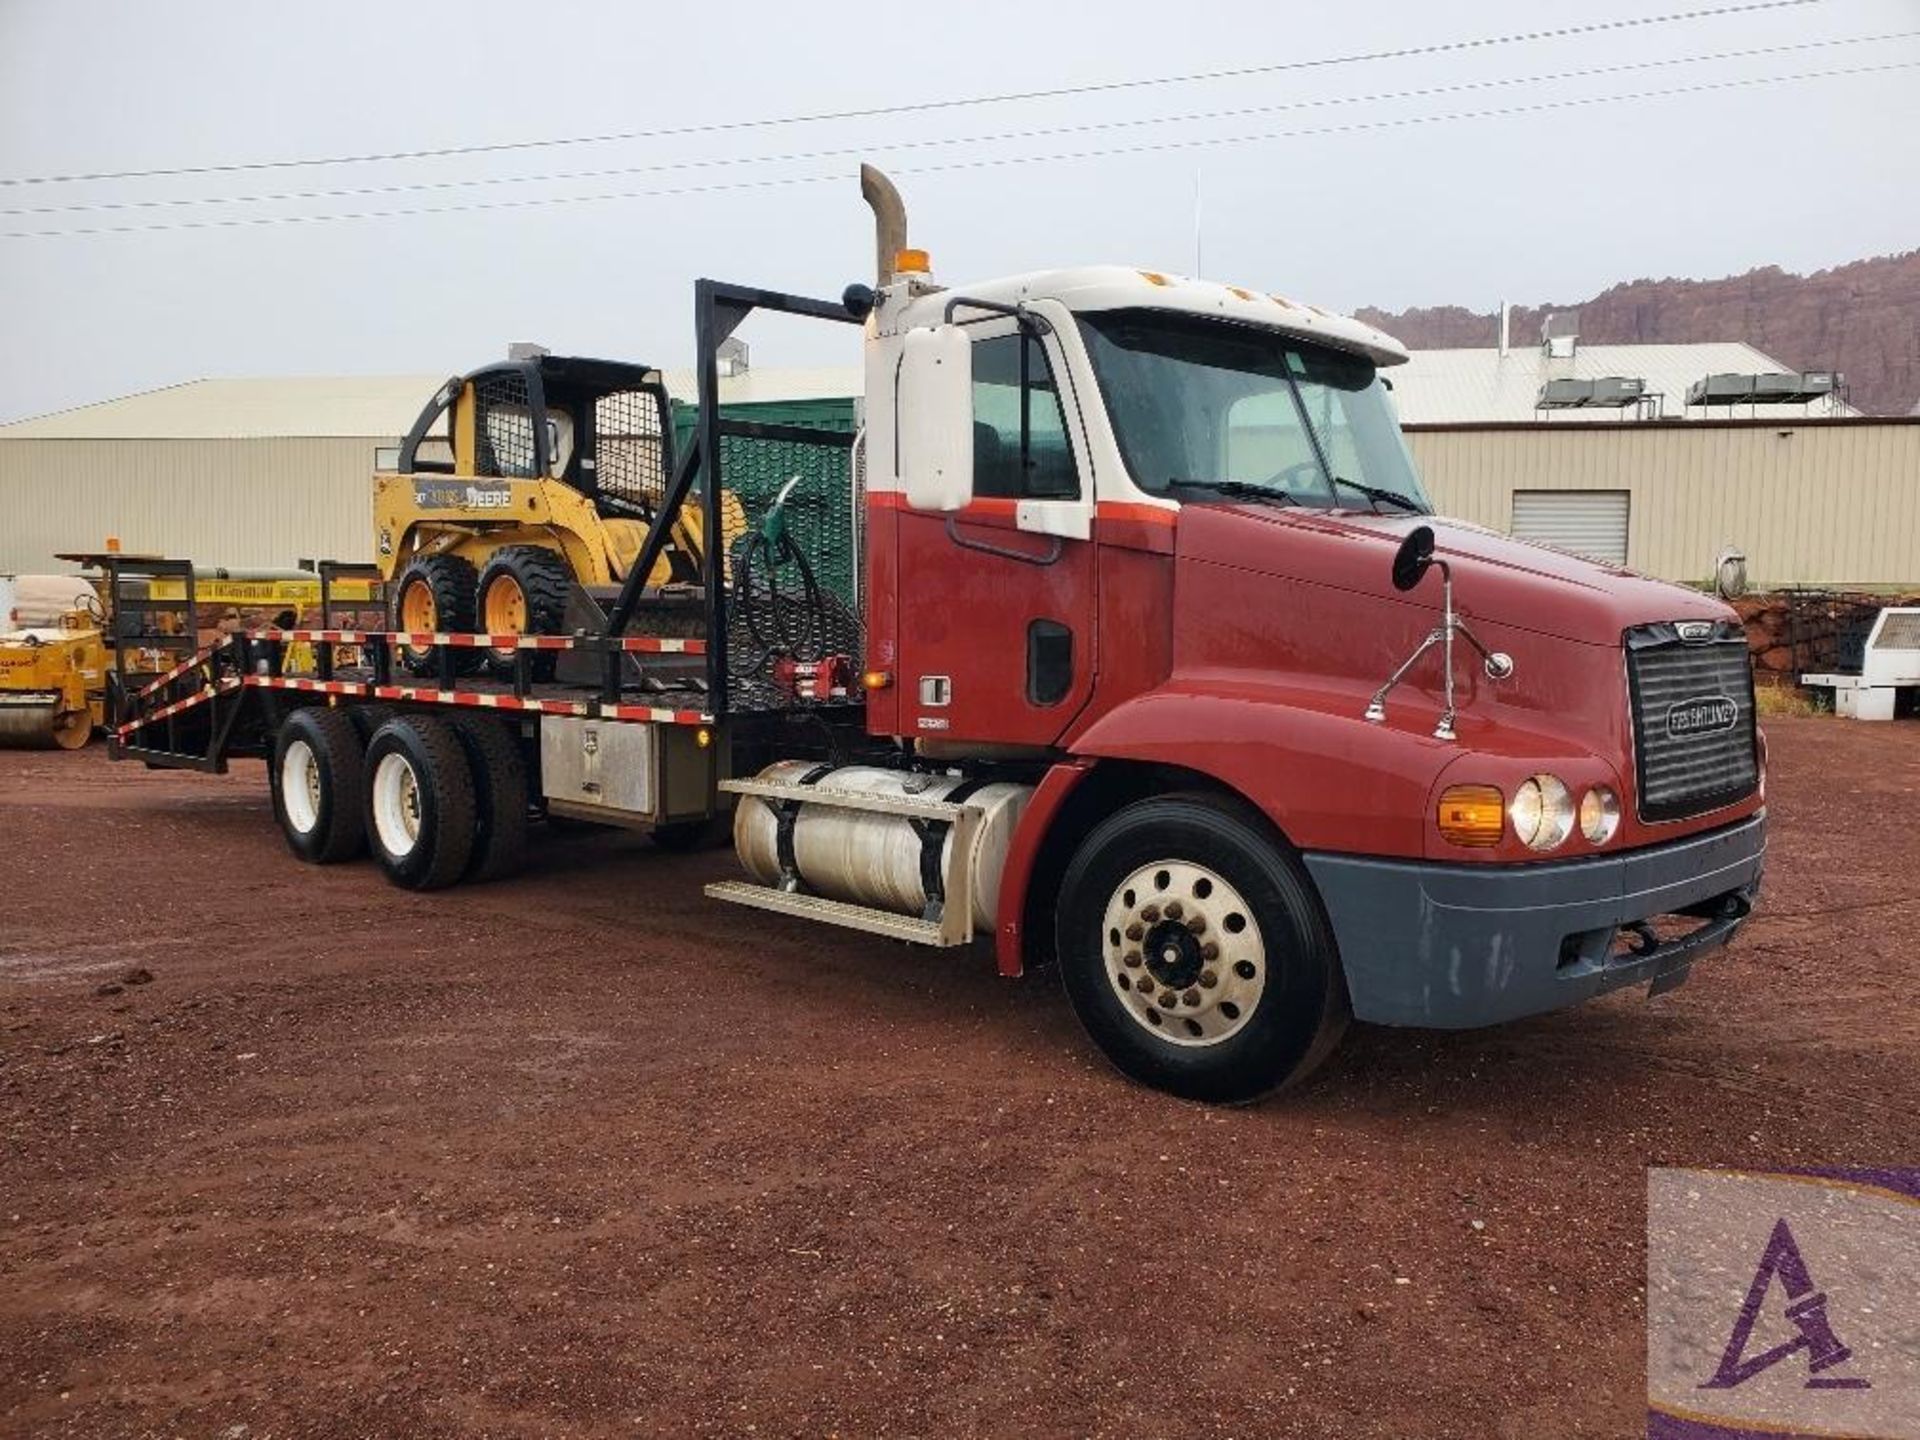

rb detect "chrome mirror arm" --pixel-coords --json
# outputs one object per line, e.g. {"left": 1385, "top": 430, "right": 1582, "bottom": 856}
{"left": 1364, "top": 560, "right": 1515, "bottom": 741}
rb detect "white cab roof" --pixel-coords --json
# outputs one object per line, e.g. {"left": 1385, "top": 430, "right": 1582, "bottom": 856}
{"left": 914, "top": 265, "right": 1409, "bottom": 368}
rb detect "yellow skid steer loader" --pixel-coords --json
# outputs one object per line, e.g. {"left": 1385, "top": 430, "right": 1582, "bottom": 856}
{"left": 373, "top": 355, "right": 740, "bottom": 677}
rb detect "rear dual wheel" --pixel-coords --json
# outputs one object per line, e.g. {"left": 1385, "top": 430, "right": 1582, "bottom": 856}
{"left": 270, "top": 707, "right": 367, "bottom": 864}
{"left": 364, "top": 716, "right": 476, "bottom": 890}
{"left": 268, "top": 707, "right": 527, "bottom": 888}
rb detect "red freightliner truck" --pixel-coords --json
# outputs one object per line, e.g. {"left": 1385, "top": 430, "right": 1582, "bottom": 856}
{"left": 101, "top": 168, "right": 1765, "bottom": 1102}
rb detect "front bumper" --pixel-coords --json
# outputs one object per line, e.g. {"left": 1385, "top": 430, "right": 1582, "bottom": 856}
{"left": 1302, "top": 812, "right": 1766, "bottom": 1028}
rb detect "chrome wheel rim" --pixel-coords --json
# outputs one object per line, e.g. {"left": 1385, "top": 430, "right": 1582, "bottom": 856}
{"left": 1102, "top": 860, "right": 1265, "bottom": 1047}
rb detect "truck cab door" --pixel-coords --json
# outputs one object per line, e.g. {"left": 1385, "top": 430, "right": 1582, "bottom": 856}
{"left": 891, "top": 319, "right": 1097, "bottom": 746}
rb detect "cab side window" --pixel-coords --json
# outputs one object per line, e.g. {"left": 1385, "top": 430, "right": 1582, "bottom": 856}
{"left": 971, "top": 333, "right": 1078, "bottom": 500}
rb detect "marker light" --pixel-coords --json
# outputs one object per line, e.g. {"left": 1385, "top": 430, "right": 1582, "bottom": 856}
{"left": 695, "top": 726, "right": 713, "bottom": 750}
{"left": 894, "top": 248, "right": 931, "bottom": 275}
{"left": 1510, "top": 774, "right": 1575, "bottom": 851}
{"left": 861, "top": 669, "right": 892, "bottom": 691}
{"left": 1437, "top": 785, "right": 1504, "bottom": 848}
{"left": 1579, "top": 786, "right": 1621, "bottom": 845}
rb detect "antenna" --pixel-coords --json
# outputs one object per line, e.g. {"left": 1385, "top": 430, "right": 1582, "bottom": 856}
{"left": 1193, "top": 166, "right": 1204, "bottom": 277}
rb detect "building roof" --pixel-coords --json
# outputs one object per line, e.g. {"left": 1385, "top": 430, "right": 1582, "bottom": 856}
{"left": 1, "top": 339, "right": 1861, "bottom": 439}
{"left": 1388, "top": 341, "right": 1859, "bottom": 425}
{"left": 0, "top": 367, "right": 864, "bottom": 441}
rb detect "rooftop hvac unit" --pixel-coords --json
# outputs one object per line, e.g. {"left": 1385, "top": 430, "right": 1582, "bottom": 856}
{"left": 1537, "top": 378, "right": 1594, "bottom": 408}
{"left": 1751, "top": 373, "right": 1804, "bottom": 403}
{"left": 1586, "top": 376, "right": 1647, "bottom": 408}
{"left": 1686, "top": 373, "right": 1755, "bottom": 407}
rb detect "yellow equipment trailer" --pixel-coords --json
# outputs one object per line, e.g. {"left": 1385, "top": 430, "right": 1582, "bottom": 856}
{"left": 0, "top": 561, "right": 385, "bottom": 750}
{"left": 374, "top": 355, "right": 734, "bottom": 678}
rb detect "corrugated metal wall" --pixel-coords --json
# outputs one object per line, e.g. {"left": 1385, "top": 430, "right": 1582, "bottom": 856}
{"left": 4, "top": 420, "right": 1916, "bottom": 588}
{"left": 1406, "top": 421, "right": 1920, "bottom": 588}
{"left": 0, "top": 438, "right": 375, "bottom": 572}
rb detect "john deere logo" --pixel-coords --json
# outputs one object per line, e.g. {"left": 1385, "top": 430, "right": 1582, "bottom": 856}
{"left": 1668, "top": 695, "right": 1738, "bottom": 738}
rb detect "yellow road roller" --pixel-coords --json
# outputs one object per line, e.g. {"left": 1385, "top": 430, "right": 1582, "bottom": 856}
{"left": 0, "top": 574, "right": 107, "bottom": 749}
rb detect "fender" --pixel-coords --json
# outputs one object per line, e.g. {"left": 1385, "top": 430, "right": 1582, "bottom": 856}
{"left": 993, "top": 757, "right": 1094, "bottom": 977}
{"left": 1064, "top": 680, "right": 1462, "bottom": 860}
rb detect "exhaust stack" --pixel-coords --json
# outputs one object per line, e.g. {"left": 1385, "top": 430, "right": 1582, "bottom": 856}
{"left": 860, "top": 164, "right": 908, "bottom": 287}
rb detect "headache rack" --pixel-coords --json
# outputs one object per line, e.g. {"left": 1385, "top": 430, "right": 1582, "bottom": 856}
{"left": 103, "top": 281, "right": 870, "bottom": 777}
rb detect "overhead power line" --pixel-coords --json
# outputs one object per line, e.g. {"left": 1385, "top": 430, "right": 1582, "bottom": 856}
{"left": 4, "top": 30, "right": 1904, "bottom": 223}
{"left": 0, "top": 0, "right": 1832, "bottom": 188}
{"left": 5, "top": 60, "right": 1908, "bottom": 244}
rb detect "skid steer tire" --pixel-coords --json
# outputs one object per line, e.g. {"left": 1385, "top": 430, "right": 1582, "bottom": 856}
{"left": 477, "top": 546, "right": 572, "bottom": 679}
{"left": 450, "top": 714, "right": 529, "bottom": 882}
{"left": 270, "top": 707, "right": 368, "bottom": 864}
{"left": 392, "top": 555, "right": 480, "bottom": 678}
{"left": 363, "top": 714, "right": 476, "bottom": 891}
{"left": 1056, "top": 793, "right": 1350, "bottom": 1105}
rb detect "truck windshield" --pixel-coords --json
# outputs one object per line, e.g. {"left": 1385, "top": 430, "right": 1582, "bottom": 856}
{"left": 1078, "top": 308, "right": 1430, "bottom": 513}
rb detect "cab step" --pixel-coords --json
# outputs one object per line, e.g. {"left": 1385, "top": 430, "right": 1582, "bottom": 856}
{"left": 702, "top": 881, "right": 949, "bottom": 945}
{"left": 704, "top": 775, "right": 987, "bottom": 946}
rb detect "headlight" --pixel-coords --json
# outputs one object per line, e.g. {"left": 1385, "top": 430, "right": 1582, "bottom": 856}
{"left": 1579, "top": 786, "right": 1620, "bottom": 845}
{"left": 1509, "top": 774, "right": 1573, "bottom": 850}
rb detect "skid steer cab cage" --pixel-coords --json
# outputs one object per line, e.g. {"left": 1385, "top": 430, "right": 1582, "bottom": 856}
{"left": 396, "top": 355, "right": 676, "bottom": 518}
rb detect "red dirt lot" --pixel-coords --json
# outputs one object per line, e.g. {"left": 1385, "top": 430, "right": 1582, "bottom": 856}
{"left": 1, "top": 716, "right": 1916, "bottom": 1439}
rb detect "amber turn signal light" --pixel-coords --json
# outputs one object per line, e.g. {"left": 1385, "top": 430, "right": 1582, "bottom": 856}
{"left": 1437, "top": 785, "right": 1504, "bottom": 848}
{"left": 860, "top": 670, "right": 892, "bottom": 691}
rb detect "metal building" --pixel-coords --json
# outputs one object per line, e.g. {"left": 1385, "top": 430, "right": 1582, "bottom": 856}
{"left": 1405, "top": 418, "right": 1920, "bottom": 588}
{"left": 1391, "top": 340, "right": 1858, "bottom": 425}
{"left": 0, "top": 368, "right": 858, "bottom": 574}
{"left": 3, "top": 341, "right": 1910, "bottom": 589}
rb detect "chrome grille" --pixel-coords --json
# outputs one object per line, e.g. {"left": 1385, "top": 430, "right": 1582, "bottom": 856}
{"left": 1626, "top": 621, "right": 1758, "bottom": 822}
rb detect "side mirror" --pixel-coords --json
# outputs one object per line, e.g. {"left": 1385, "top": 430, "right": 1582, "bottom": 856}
{"left": 898, "top": 325, "right": 974, "bottom": 512}
{"left": 1391, "top": 525, "right": 1435, "bottom": 592}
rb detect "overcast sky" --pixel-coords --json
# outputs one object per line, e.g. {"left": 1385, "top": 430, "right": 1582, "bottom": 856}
{"left": 2, "top": 0, "right": 1916, "bottom": 424}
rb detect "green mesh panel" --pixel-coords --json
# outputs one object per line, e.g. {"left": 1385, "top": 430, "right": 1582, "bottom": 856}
{"left": 670, "top": 398, "right": 863, "bottom": 714}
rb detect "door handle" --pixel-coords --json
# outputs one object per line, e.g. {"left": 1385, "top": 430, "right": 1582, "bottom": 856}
{"left": 943, "top": 514, "right": 1063, "bottom": 567}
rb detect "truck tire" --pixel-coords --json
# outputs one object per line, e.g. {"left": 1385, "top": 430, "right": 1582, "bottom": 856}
{"left": 450, "top": 714, "right": 529, "bottom": 882}
{"left": 476, "top": 545, "right": 571, "bottom": 679}
{"left": 362, "top": 714, "right": 476, "bottom": 890}
{"left": 1056, "top": 793, "right": 1349, "bottom": 1104}
{"left": 345, "top": 704, "right": 395, "bottom": 744}
{"left": 270, "top": 706, "right": 368, "bottom": 864}
{"left": 391, "top": 554, "right": 480, "bottom": 677}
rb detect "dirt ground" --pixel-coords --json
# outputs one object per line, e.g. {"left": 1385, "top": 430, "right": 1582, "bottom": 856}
{"left": 1, "top": 716, "right": 1915, "bottom": 1439}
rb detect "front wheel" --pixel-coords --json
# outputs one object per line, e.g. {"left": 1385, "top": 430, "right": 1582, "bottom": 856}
{"left": 391, "top": 554, "right": 479, "bottom": 677}
{"left": 1057, "top": 794, "right": 1349, "bottom": 1104}
{"left": 476, "top": 545, "right": 571, "bottom": 678}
